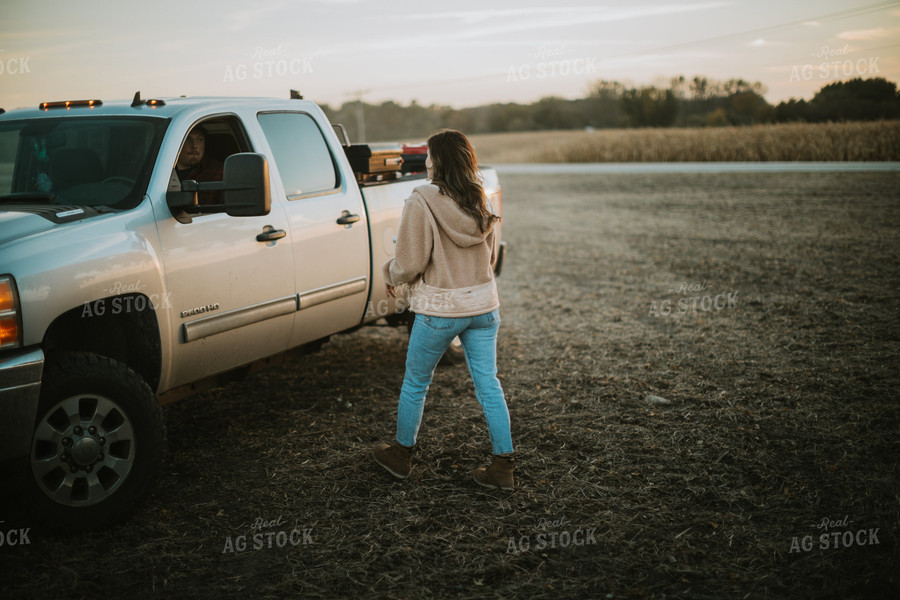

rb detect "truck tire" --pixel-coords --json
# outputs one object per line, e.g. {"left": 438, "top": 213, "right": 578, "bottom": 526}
{"left": 27, "top": 352, "right": 165, "bottom": 531}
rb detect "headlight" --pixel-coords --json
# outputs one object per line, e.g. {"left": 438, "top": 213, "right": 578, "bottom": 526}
{"left": 0, "top": 275, "right": 22, "bottom": 349}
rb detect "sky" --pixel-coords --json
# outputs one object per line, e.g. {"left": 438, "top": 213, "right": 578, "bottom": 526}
{"left": 1, "top": 0, "right": 898, "bottom": 111}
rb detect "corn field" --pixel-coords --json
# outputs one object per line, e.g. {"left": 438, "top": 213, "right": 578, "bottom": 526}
{"left": 469, "top": 121, "right": 900, "bottom": 163}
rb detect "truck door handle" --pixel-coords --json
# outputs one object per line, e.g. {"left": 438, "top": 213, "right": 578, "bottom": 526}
{"left": 337, "top": 211, "right": 360, "bottom": 226}
{"left": 256, "top": 228, "right": 286, "bottom": 242}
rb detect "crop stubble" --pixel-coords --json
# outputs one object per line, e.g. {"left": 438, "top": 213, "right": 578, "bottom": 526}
{"left": 2, "top": 171, "right": 898, "bottom": 599}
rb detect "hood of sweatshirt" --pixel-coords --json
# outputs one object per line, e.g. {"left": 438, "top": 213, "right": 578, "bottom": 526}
{"left": 414, "top": 184, "right": 495, "bottom": 248}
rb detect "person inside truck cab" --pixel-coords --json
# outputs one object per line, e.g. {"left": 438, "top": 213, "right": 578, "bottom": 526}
{"left": 174, "top": 125, "right": 223, "bottom": 205}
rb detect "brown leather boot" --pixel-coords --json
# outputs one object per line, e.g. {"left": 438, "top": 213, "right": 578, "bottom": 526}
{"left": 373, "top": 441, "right": 414, "bottom": 479}
{"left": 474, "top": 454, "right": 515, "bottom": 489}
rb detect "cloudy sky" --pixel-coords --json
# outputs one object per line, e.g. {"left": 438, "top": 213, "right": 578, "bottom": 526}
{"left": 1, "top": 0, "right": 898, "bottom": 111}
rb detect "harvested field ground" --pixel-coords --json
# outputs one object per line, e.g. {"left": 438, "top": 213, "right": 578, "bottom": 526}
{"left": 2, "top": 170, "right": 899, "bottom": 599}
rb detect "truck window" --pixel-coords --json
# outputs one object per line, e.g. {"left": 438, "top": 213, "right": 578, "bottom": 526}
{"left": 171, "top": 116, "right": 252, "bottom": 207}
{"left": 257, "top": 112, "right": 339, "bottom": 199}
{"left": 176, "top": 116, "right": 249, "bottom": 173}
{"left": 0, "top": 116, "right": 166, "bottom": 210}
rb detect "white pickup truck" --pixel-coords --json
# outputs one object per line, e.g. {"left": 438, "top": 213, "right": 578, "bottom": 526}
{"left": 0, "top": 94, "right": 504, "bottom": 529}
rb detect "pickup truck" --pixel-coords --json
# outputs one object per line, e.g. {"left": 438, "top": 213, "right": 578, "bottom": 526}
{"left": 0, "top": 93, "right": 504, "bottom": 529}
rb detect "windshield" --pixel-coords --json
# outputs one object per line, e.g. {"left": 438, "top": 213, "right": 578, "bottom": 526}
{"left": 0, "top": 116, "right": 167, "bottom": 210}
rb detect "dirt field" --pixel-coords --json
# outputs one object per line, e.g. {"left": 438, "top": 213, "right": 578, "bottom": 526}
{"left": 2, "top": 170, "right": 898, "bottom": 599}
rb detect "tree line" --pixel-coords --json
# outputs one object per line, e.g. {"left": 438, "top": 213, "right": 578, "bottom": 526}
{"left": 319, "top": 77, "right": 900, "bottom": 143}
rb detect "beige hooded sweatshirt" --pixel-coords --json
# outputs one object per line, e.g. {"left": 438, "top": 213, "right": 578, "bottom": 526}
{"left": 383, "top": 183, "right": 500, "bottom": 317}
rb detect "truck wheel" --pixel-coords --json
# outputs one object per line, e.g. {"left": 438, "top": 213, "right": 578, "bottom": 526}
{"left": 27, "top": 352, "right": 165, "bottom": 531}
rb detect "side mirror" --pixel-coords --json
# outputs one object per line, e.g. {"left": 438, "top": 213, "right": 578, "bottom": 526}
{"left": 166, "top": 153, "right": 271, "bottom": 218}
{"left": 222, "top": 153, "right": 271, "bottom": 217}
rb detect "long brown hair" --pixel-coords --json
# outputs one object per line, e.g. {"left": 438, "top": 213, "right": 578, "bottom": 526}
{"left": 427, "top": 129, "right": 499, "bottom": 233}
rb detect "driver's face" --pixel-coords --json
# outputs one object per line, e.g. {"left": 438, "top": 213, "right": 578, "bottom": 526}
{"left": 177, "top": 130, "right": 206, "bottom": 169}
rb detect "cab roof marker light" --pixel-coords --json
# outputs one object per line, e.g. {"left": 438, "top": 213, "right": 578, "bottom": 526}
{"left": 39, "top": 99, "right": 103, "bottom": 110}
{"left": 130, "top": 91, "right": 166, "bottom": 108}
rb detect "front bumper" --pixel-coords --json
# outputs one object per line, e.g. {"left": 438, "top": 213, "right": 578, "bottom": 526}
{"left": 0, "top": 348, "right": 43, "bottom": 466}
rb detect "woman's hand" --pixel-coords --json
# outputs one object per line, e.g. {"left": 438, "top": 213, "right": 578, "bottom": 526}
{"left": 386, "top": 284, "right": 396, "bottom": 298}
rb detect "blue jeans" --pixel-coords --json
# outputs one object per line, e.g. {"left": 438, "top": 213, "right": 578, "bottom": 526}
{"left": 395, "top": 309, "right": 513, "bottom": 455}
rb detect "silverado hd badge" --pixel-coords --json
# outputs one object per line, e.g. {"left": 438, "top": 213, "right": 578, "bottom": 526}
{"left": 180, "top": 303, "right": 220, "bottom": 318}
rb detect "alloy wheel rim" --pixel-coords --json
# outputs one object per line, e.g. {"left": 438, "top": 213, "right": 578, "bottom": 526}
{"left": 31, "top": 394, "right": 136, "bottom": 507}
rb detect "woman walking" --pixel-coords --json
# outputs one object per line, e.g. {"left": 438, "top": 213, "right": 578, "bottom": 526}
{"left": 373, "top": 129, "right": 514, "bottom": 489}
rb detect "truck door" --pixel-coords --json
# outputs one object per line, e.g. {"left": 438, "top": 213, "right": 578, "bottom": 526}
{"left": 154, "top": 116, "right": 296, "bottom": 389}
{"left": 257, "top": 112, "right": 369, "bottom": 347}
